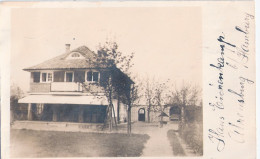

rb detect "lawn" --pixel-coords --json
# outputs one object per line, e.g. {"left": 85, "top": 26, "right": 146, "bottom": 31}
{"left": 11, "top": 129, "right": 149, "bottom": 157}
{"left": 167, "top": 130, "right": 185, "bottom": 156}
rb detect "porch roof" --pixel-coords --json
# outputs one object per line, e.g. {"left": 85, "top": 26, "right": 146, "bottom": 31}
{"left": 18, "top": 95, "right": 108, "bottom": 105}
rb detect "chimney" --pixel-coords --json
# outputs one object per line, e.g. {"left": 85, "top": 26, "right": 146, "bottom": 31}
{"left": 65, "top": 44, "right": 70, "bottom": 52}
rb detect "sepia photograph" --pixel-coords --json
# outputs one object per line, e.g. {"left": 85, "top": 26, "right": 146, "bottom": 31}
{"left": 9, "top": 6, "right": 203, "bottom": 157}
{"left": 0, "top": 1, "right": 256, "bottom": 159}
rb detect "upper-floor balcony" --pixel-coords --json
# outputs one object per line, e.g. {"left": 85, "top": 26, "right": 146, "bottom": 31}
{"left": 51, "top": 82, "right": 83, "bottom": 92}
{"left": 30, "top": 82, "right": 104, "bottom": 93}
{"left": 30, "top": 82, "right": 82, "bottom": 92}
{"left": 29, "top": 70, "right": 105, "bottom": 93}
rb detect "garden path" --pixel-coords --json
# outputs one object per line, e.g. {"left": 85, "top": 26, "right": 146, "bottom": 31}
{"left": 140, "top": 122, "right": 178, "bottom": 157}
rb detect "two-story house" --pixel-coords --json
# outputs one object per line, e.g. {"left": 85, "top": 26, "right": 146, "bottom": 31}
{"left": 17, "top": 44, "right": 133, "bottom": 130}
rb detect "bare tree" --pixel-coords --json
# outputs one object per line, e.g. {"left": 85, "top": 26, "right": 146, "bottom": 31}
{"left": 85, "top": 41, "right": 135, "bottom": 134}
{"left": 143, "top": 78, "right": 169, "bottom": 123}
{"left": 144, "top": 78, "right": 154, "bottom": 123}
{"left": 125, "top": 80, "right": 140, "bottom": 134}
{"left": 168, "top": 82, "right": 202, "bottom": 132}
{"left": 153, "top": 80, "right": 170, "bottom": 127}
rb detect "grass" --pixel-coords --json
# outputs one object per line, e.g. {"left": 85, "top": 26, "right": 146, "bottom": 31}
{"left": 11, "top": 129, "right": 149, "bottom": 157}
{"left": 167, "top": 129, "right": 186, "bottom": 156}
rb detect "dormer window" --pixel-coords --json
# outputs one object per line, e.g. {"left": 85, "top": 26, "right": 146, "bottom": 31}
{"left": 66, "top": 52, "right": 85, "bottom": 59}
{"left": 87, "top": 71, "right": 99, "bottom": 82}
{"left": 72, "top": 53, "right": 80, "bottom": 57}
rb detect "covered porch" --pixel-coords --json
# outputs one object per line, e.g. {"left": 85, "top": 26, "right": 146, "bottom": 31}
{"left": 17, "top": 94, "right": 109, "bottom": 124}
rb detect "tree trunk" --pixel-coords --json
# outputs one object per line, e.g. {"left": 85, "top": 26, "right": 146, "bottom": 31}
{"left": 160, "top": 106, "right": 163, "bottom": 128}
{"left": 112, "top": 104, "right": 117, "bottom": 130}
{"left": 109, "top": 105, "right": 113, "bottom": 131}
{"left": 160, "top": 115, "right": 163, "bottom": 128}
{"left": 127, "top": 107, "right": 130, "bottom": 135}
{"left": 129, "top": 106, "right": 132, "bottom": 133}
{"left": 127, "top": 105, "right": 132, "bottom": 136}
{"left": 179, "top": 105, "right": 185, "bottom": 135}
{"left": 117, "top": 96, "right": 120, "bottom": 124}
{"left": 147, "top": 105, "right": 151, "bottom": 123}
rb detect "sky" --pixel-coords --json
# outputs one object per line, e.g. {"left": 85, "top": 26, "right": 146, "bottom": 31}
{"left": 11, "top": 7, "right": 202, "bottom": 92}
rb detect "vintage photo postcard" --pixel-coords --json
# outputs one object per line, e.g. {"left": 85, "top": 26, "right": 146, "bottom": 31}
{"left": 0, "top": 1, "right": 256, "bottom": 159}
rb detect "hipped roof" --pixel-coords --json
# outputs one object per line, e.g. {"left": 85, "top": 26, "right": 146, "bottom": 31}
{"left": 23, "top": 45, "right": 134, "bottom": 84}
{"left": 24, "top": 46, "right": 109, "bottom": 71}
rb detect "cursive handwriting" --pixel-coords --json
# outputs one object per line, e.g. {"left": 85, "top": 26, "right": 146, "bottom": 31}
{"left": 208, "top": 12, "right": 255, "bottom": 152}
{"left": 227, "top": 77, "right": 254, "bottom": 143}
{"left": 208, "top": 117, "right": 225, "bottom": 152}
{"left": 226, "top": 13, "right": 254, "bottom": 69}
{"left": 209, "top": 33, "right": 229, "bottom": 111}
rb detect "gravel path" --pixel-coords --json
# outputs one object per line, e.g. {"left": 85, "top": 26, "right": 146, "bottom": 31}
{"left": 141, "top": 123, "right": 178, "bottom": 157}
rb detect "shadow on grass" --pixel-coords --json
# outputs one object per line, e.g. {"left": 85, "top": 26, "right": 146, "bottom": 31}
{"left": 11, "top": 129, "right": 149, "bottom": 157}
{"left": 167, "top": 129, "right": 186, "bottom": 156}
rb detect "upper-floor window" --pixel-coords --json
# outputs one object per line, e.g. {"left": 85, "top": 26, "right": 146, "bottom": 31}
{"left": 32, "top": 72, "right": 40, "bottom": 83}
{"left": 72, "top": 53, "right": 80, "bottom": 57}
{"left": 41, "top": 72, "right": 53, "bottom": 83}
{"left": 65, "top": 72, "right": 74, "bottom": 82}
{"left": 87, "top": 71, "right": 99, "bottom": 82}
{"left": 66, "top": 52, "right": 84, "bottom": 59}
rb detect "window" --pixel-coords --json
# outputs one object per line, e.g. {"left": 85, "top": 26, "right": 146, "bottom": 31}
{"left": 65, "top": 72, "right": 73, "bottom": 82}
{"left": 47, "top": 73, "right": 52, "bottom": 82}
{"left": 66, "top": 52, "right": 84, "bottom": 60}
{"left": 87, "top": 72, "right": 92, "bottom": 81}
{"left": 32, "top": 72, "right": 40, "bottom": 83}
{"left": 41, "top": 72, "right": 52, "bottom": 82}
{"left": 71, "top": 53, "right": 80, "bottom": 57}
{"left": 53, "top": 71, "right": 65, "bottom": 82}
{"left": 42, "top": 73, "right": 47, "bottom": 82}
{"left": 93, "top": 72, "right": 99, "bottom": 82}
{"left": 86, "top": 71, "right": 99, "bottom": 82}
{"left": 74, "top": 71, "right": 85, "bottom": 82}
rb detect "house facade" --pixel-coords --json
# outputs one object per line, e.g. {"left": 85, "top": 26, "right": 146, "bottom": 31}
{"left": 17, "top": 44, "right": 132, "bottom": 129}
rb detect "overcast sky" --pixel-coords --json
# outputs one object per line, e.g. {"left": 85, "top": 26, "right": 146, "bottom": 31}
{"left": 11, "top": 7, "right": 202, "bottom": 92}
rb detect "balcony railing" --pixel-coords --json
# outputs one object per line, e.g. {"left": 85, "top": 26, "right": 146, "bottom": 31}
{"left": 30, "top": 83, "right": 51, "bottom": 93}
{"left": 51, "top": 82, "right": 83, "bottom": 92}
{"left": 30, "top": 82, "right": 106, "bottom": 93}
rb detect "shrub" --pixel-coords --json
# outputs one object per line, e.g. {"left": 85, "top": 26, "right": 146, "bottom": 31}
{"left": 180, "top": 121, "right": 203, "bottom": 155}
